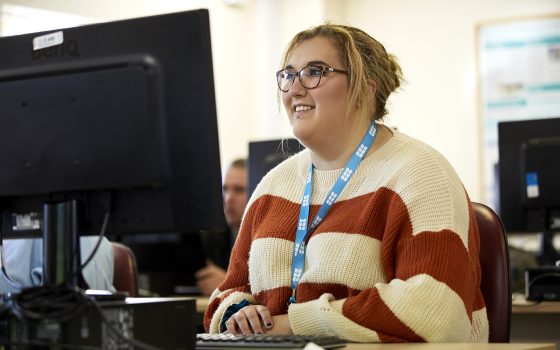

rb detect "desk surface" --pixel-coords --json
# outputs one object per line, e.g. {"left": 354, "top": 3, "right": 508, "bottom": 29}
{"left": 195, "top": 296, "right": 210, "bottom": 313}
{"left": 193, "top": 297, "right": 556, "bottom": 350}
{"left": 344, "top": 344, "right": 554, "bottom": 350}
{"left": 512, "top": 294, "right": 560, "bottom": 314}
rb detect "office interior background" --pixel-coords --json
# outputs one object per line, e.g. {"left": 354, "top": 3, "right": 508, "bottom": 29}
{"left": 0, "top": 0, "right": 558, "bottom": 206}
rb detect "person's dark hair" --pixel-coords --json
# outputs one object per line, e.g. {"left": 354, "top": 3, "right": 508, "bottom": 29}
{"left": 229, "top": 158, "right": 247, "bottom": 170}
{"left": 280, "top": 23, "right": 403, "bottom": 122}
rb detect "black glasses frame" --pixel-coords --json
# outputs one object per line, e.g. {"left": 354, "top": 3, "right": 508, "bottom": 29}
{"left": 276, "top": 65, "right": 348, "bottom": 92}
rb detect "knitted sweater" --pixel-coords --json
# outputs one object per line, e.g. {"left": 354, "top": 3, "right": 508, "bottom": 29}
{"left": 204, "top": 128, "right": 489, "bottom": 342}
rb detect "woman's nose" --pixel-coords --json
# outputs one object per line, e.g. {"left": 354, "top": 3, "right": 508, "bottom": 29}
{"left": 288, "top": 77, "right": 307, "bottom": 97}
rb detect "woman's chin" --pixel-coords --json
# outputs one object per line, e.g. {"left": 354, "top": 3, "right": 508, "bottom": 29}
{"left": 291, "top": 126, "right": 308, "bottom": 143}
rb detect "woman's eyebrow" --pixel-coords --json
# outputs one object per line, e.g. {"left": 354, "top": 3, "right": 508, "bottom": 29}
{"left": 283, "top": 60, "right": 330, "bottom": 70}
{"left": 307, "top": 60, "right": 329, "bottom": 66}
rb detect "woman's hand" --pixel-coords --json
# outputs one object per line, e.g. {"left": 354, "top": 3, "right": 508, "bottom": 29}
{"left": 225, "top": 305, "right": 292, "bottom": 335}
{"left": 195, "top": 260, "right": 226, "bottom": 296}
{"left": 225, "top": 305, "right": 273, "bottom": 334}
{"left": 266, "top": 314, "right": 292, "bottom": 335}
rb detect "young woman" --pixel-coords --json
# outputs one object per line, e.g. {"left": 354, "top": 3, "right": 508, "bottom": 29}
{"left": 204, "top": 24, "right": 488, "bottom": 343}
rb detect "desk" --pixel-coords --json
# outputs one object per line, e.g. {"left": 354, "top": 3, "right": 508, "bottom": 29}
{"left": 345, "top": 345, "right": 554, "bottom": 350}
{"left": 195, "top": 295, "right": 210, "bottom": 314}
{"left": 193, "top": 297, "right": 557, "bottom": 349}
{"left": 511, "top": 295, "right": 560, "bottom": 348}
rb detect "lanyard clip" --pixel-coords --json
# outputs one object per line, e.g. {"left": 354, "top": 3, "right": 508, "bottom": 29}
{"left": 288, "top": 289, "right": 296, "bottom": 305}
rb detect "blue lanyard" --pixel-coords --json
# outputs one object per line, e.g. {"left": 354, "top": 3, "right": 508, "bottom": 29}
{"left": 289, "top": 121, "right": 378, "bottom": 304}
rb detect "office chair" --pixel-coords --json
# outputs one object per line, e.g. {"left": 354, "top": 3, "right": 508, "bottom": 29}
{"left": 112, "top": 242, "right": 139, "bottom": 297}
{"left": 472, "top": 202, "right": 511, "bottom": 342}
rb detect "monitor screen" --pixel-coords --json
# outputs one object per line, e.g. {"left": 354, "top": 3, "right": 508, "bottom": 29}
{"left": 498, "top": 117, "right": 560, "bottom": 233}
{"left": 498, "top": 117, "right": 560, "bottom": 263}
{"left": 0, "top": 9, "right": 228, "bottom": 288}
{"left": 248, "top": 138, "right": 304, "bottom": 197}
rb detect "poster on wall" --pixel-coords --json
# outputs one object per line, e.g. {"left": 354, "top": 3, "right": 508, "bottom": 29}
{"left": 478, "top": 15, "right": 560, "bottom": 211}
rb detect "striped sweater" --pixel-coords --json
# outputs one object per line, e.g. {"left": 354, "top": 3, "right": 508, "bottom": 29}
{"left": 204, "top": 128, "right": 489, "bottom": 342}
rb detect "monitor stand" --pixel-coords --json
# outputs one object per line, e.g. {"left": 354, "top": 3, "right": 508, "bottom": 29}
{"left": 538, "top": 209, "right": 560, "bottom": 266}
{"left": 42, "top": 199, "right": 85, "bottom": 288}
{"left": 540, "top": 230, "right": 560, "bottom": 266}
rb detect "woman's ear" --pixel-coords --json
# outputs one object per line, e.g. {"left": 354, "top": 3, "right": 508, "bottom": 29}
{"left": 369, "top": 80, "right": 377, "bottom": 99}
{"left": 356, "top": 80, "right": 377, "bottom": 110}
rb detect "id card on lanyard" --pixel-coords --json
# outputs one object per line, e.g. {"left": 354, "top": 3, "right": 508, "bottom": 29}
{"left": 289, "top": 121, "right": 378, "bottom": 304}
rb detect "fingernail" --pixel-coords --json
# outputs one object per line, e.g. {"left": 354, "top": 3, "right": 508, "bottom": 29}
{"left": 266, "top": 323, "right": 272, "bottom": 328}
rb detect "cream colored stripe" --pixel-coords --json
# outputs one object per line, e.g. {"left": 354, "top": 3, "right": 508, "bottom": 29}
{"left": 247, "top": 151, "right": 307, "bottom": 208}
{"left": 248, "top": 233, "right": 384, "bottom": 294}
{"left": 249, "top": 237, "right": 293, "bottom": 294}
{"left": 469, "top": 308, "right": 489, "bottom": 342}
{"left": 377, "top": 274, "right": 473, "bottom": 342}
{"left": 302, "top": 233, "right": 384, "bottom": 289}
{"left": 355, "top": 147, "right": 470, "bottom": 246}
{"left": 248, "top": 138, "right": 471, "bottom": 249}
{"left": 289, "top": 293, "right": 380, "bottom": 342}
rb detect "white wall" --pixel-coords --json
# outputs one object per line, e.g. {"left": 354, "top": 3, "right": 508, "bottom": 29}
{"left": 1, "top": 0, "right": 559, "bottom": 200}
{"left": 343, "top": 0, "right": 560, "bottom": 202}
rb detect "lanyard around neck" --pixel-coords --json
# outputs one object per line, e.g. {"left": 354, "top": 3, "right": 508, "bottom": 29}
{"left": 289, "top": 121, "right": 378, "bottom": 304}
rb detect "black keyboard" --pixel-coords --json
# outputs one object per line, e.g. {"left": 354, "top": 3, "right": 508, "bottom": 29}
{"left": 196, "top": 333, "right": 347, "bottom": 349}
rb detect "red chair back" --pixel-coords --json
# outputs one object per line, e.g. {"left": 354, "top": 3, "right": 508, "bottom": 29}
{"left": 112, "top": 242, "right": 139, "bottom": 297}
{"left": 473, "top": 202, "right": 511, "bottom": 342}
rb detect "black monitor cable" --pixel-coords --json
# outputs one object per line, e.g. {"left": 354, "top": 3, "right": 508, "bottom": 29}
{"left": 1, "top": 209, "right": 163, "bottom": 350}
{"left": 61, "top": 210, "right": 111, "bottom": 287}
{"left": 3, "top": 285, "right": 161, "bottom": 350}
{"left": 526, "top": 271, "right": 560, "bottom": 303}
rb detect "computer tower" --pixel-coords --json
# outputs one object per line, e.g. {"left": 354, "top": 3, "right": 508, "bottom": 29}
{"left": 1, "top": 297, "right": 196, "bottom": 349}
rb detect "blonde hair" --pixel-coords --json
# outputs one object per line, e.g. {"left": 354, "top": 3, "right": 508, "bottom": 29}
{"left": 279, "top": 23, "right": 403, "bottom": 121}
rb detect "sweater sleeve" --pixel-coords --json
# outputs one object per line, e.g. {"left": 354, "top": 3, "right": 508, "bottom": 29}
{"left": 203, "top": 204, "right": 256, "bottom": 333}
{"left": 288, "top": 154, "right": 487, "bottom": 342}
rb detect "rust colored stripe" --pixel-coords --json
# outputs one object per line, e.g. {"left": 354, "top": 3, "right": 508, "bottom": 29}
{"left": 344, "top": 288, "right": 424, "bottom": 342}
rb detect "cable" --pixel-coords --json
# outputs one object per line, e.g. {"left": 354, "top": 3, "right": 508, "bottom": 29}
{"left": 1, "top": 194, "right": 168, "bottom": 350}
{"left": 1, "top": 205, "right": 163, "bottom": 350}
{"left": 61, "top": 211, "right": 111, "bottom": 287}
{"left": 3, "top": 286, "right": 162, "bottom": 350}
{"left": 526, "top": 271, "right": 560, "bottom": 302}
{"left": 6, "top": 288, "right": 162, "bottom": 350}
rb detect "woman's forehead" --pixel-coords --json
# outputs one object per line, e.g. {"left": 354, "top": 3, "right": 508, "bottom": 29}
{"left": 286, "top": 36, "right": 341, "bottom": 67}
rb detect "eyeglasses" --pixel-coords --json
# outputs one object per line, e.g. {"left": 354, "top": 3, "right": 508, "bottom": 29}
{"left": 276, "top": 65, "right": 348, "bottom": 92}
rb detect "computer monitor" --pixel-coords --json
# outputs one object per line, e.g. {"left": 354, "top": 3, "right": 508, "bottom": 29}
{"left": 248, "top": 138, "right": 304, "bottom": 197}
{"left": 0, "top": 9, "right": 227, "bottom": 289}
{"left": 498, "top": 117, "right": 560, "bottom": 263}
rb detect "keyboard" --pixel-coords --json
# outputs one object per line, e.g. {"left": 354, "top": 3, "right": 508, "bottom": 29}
{"left": 196, "top": 333, "right": 347, "bottom": 349}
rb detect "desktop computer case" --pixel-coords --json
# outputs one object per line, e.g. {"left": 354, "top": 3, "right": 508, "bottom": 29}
{"left": 1, "top": 297, "right": 196, "bottom": 349}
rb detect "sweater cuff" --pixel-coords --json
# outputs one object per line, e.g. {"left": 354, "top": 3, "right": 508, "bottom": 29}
{"left": 220, "top": 299, "right": 250, "bottom": 332}
{"left": 209, "top": 291, "right": 256, "bottom": 333}
{"left": 288, "top": 293, "right": 342, "bottom": 336}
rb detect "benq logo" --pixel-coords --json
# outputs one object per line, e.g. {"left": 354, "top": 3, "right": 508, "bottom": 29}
{"left": 31, "top": 39, "right": 81, "bottom": 60}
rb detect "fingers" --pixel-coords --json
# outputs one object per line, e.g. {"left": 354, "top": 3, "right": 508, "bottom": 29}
{"left": 256, "top": 305, "right": 273, "bottom": 331}
{"left": 234, "top": 310, "right": 254, "bottom": 334}
{"left": 197, "top": 275, "right": 223, "bottom": 296}
{"left": 225, "top": 317, "right": 238, "bottom": 334}
{"left": 196, "top": 265, "right": 226, "bottom": 283}
{"left": 243, "top": 306, "right": 267, "bottom": 334}
{"left": 196, "top": 266, "right": 227, "bottom": 296}
{"left": 225, "top": 305, "right": 273, "bottom": 335}
{"left": 195, "top": 265, "right": 211, "bottom": 279}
